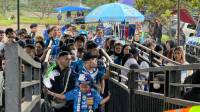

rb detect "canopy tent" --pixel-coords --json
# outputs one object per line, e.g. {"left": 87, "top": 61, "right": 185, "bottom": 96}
{"left": 55, "top": 6, "right": 91, "bottom": 13}
{"left": 85, "top": 3, "right": 144, "bottom": 23}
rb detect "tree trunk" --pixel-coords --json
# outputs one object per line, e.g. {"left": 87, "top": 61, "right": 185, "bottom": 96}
{"left": 2, "top": 0, "right": 7, "bottom": 16}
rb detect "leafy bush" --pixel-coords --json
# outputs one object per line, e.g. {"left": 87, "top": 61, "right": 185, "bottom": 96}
{"left": 161, "top": 34, "right": 171, "bottom": 43}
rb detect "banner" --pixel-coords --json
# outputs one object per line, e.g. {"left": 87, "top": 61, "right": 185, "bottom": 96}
{"left": 119, "top": 0, "right": 135, "bottom": 5}
{"left": 164, "top": 106, "right": 200, "bottom": 112}
{"left": 171, "top": 8, "right": 196, "bottom": 25}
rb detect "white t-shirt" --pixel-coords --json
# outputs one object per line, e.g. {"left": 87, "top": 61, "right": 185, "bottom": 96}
{"left": 121, "top": 58, "right": 138, "bottom": 78}
{"left": 140, "top": 61, "right": 149, "bottom": 79}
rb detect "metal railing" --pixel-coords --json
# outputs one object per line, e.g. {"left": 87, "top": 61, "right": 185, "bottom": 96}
{"left": 133, "top": 42, "right": 180, "bottom": 66}
{"left": 107, "top": 62, "right": 200, "bottom": 112}
{"left": 100, "top": 43, "right": 200, "bottom": 112}
{"left": 109, "top": 63, "right": 200, "bottom": 112}
{"left": 5, "top": 43, "right": 41, "bottom": 112}
{"left": 185, "top": 44, "right": 200, "bottom": 63}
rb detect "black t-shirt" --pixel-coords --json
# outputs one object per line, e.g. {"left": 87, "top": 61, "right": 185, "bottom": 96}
{"left": 49, "top": 65, "right": 75, "bottom": 93}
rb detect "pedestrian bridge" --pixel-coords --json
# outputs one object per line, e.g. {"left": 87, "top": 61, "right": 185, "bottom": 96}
{"left": 4, "top": 43, "right": 200, "bottom": 112}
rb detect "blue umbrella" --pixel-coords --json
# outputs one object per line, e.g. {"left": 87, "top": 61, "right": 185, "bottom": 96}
{"left": 55, "top": 6, "right": 91, "bottom": 12}
{"left": 85, "top": 3, "right": 144, "bottom": 23}
{"left": 79, "top": 6, "right": 92, "bottom": 11}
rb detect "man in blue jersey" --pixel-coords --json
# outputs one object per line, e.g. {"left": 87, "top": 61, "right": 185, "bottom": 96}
{"left": 29, "top": 23, "right": 38, "bottom": 44}
{"left": 94, "top": 29, "right": 104, "bottom": 48}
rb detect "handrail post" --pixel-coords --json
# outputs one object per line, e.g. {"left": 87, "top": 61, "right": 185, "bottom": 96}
{"left": 149, "top": 50, "right": 154, "bottom": 67}
{"left": 128, "top": 70, "right": 135, "bottom": 112}
{"left": 5, "top": 43, "right": 41, "bottom": 112}
{"left": 168, "top": 70, "right": 181, "bottom": 98}
{"left": 165, "top": 71, "right": 169, "bottom": 97}
{"left": 24, "top": 65, "right": 32, "bottom": 101}
{"left": 33, "top": 68, "right": 41, "bottom": 95}
{"left": 5, "top": 43, "right": 21, "bottom": 112}
{"left": 118, "top": 69, "right": 122, "bottom": 82}
{"left": 198, "top": 48, "right": 200, "bottom": 58}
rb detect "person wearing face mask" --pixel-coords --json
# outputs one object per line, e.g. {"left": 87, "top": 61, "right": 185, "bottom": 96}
{"left": 43, "top": 51, "right": 75, "bottom": 112}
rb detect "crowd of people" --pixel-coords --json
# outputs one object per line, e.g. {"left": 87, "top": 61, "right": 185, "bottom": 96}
{"left": 0, "top": 23, "right": 112, "bottom": 112}
{"left": 0, "top": 20, "right": 199, "bottom": 112}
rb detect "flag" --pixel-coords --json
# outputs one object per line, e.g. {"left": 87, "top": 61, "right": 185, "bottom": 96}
{"left": 43, "top": 63, "right": 60, "bottom": 88}
{"left": 172, "top": 8, "right": 197, "bottom": 25}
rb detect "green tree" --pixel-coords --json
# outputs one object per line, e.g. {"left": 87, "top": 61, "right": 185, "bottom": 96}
{"left": 135, "top": 0, "right": 177, "bottom": 37}
{"left": 0, "top": 0, "right": 8, "bottom": 16}
{"left": 135, "top": 0, "right": 200, "bottom": 37}
{"left": 135, "top": 0, "right": 176, "bottom": 16}
{"left": 184, "top": 0, "right": 200, "bottom": 15}
{"left": 83, "top": 0, "right": 118, "bottom": 8}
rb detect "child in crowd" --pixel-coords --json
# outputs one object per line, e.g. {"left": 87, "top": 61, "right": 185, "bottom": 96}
{"left": 47, "top": 81, "right": 111, "bottom": 112}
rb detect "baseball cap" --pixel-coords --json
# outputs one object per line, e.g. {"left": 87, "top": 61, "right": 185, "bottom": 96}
{"left": 86, "top": 41, "right": 98, "bottom": 50}
{"left": 30, "top": 23, "right": 38, "bottom": 29}
{"left": 75, "top": 35, "right": 85, "bottom": 42}
{"left": 0, "top": 30, "right": 4, "bottom": 34}
{"left": 82, "top": 52, "right": 98, "bottom": 61}
{"left": 58, "top": 51, "right": 70, "bottom": 57}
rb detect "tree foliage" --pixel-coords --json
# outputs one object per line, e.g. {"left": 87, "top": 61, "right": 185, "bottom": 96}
{"left": 136, "top": 0, "right": 176, "bottom": 15}
{"left": 136, "top": 0, "right": 200, "bottom": 16}
{"left": 82, "top": 0, "right": 117, "bottom": 8}
{"left": 135, "top": 0, "right": 200, "bottom": 24}
{"left": 184, "top": 0, "right": 200, "bottom": 15}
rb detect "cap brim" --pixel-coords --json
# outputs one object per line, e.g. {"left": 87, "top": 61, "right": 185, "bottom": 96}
{"left": 82, "top": 55, "right": 98, "bottom": 61}
{"left": 75, "top": 37, "right": 85, "bottom": 42}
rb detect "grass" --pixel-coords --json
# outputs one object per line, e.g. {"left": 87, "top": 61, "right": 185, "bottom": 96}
{"left": 20, "top": 17, "right": 58, "bottom": 25}
{"left": 0, "top": 15, "right": 58, "bottom": 26}
{"left": 0, "top": 15, "right": 15, "bottom": 26}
